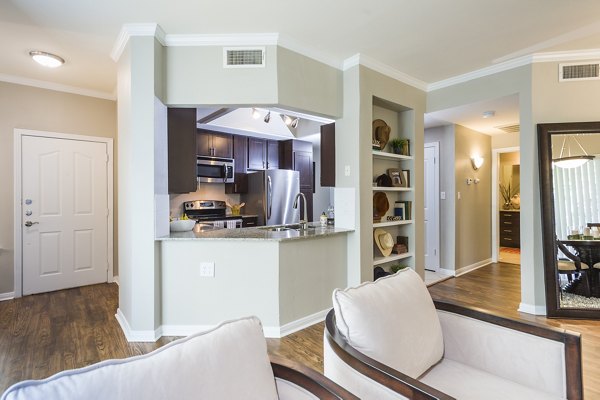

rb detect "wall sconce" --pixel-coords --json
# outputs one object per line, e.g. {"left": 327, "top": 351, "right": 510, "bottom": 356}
{"left": 471, "top": 156, "right": 484, "bottom": 170}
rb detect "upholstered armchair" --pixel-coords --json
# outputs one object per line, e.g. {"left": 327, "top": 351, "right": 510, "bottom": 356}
{"left": 324, "top": 269, "right": 583, "bottom": 400}
{"left": 2, "top": 317, "right": 357, "bottom": 400}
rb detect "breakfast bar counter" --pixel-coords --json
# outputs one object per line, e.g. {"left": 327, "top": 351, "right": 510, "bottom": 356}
{"left": 157, "top": 223, "right": 352, "bottom": 241}
{"left": 157, "top": 224, "right": 352, "bottom": 338}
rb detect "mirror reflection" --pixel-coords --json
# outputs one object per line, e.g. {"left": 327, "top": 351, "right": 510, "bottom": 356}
{"left": 551, "top": 132, "right": 600, "bottom": 309}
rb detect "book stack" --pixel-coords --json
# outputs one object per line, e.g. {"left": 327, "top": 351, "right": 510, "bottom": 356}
{"left": 394, "top": 201, "right": 412, "bottom": 220}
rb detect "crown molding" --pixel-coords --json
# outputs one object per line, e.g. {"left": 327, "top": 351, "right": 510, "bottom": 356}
{"left": 342, "top": 53, "right": 428, "bottom": 91}
{"left": 0, "top": 73, "right": 115, "bottom": 100}
{"left": 428, "top": 48, "right": 600, "bottom": 92}
{"left": 110, "top": 23, "right": 164, "bottom": 62}
{"left": 165, "top": 32, "right": 278, "bottom": 47}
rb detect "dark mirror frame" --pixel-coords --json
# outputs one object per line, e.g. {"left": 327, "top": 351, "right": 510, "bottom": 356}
{"left": 538, "top": 121, "right": 600, "bottom": 318}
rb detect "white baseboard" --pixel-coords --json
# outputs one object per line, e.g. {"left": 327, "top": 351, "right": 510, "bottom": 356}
{"left": 518, "top": 302, "right": 547, "bottom": 316}
{"left": 455, "top": 258, "right": 493, "bottom": 277}
{"left": 115, "top": 308, "right": 162, "bottom": 342}
{"left": 0, "top": 292, "right": 15, "bottom": 301}
{"left": 111, "top": 275, "right": 119, "bottom": 285}
{"left": 437, "top": 268, "right": 456, "bottom": 277}
{"left": 275, "top": 308, "right": 329, "bottom": 338}
{"left": 125, "top": 309, "right": 329, "bottom": 341}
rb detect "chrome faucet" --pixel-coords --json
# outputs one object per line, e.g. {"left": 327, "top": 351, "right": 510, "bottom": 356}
{"left": 293, "top": 192, "right": 308, "bottom": 230}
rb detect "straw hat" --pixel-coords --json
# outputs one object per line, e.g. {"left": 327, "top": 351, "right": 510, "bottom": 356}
{"left": 374, "top": 228, "right": 394, "bottom": 257}
{"left": 372, "top": 119, "right": 391, "bottom": 150}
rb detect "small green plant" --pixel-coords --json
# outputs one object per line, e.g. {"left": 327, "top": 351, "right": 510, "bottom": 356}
{"left": 390, "top": 264, "right": 409, "bottom": 274}
{"left": 388, "top": 138, "right": 408, "bottom": 154}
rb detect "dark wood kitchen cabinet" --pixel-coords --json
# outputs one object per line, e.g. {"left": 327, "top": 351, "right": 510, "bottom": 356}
{"left": 281, "top": 139, "right": 313, "bottom": 221}
{"left": 168, "top": 108, "right": 197, "bottom": 193}
{"left": 320, "top": 122, "right": 335, "bottom": 187}
{"left": 197, "top": 130, "right": 233, "bottom": 158}
{"left": 499, "top": 211, "right": 520, "bottom": 248}
{"left": 247, "top": 138, "right": 279, "bottom": 170}
{"left": 225, "top": 135, "right": 249, "bottom": 194}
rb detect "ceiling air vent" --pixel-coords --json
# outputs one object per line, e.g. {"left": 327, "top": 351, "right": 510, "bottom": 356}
{"left": 559, "top": 62, "right": 600, "bottom": 82}
{"left": 223, "top": 47, "right": 265, "bottom": 68}
{"left": 495, "top": 124, "right": 520, "bottom": 134}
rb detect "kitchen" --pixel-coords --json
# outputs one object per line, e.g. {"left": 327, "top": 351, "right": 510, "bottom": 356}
{"left": 142, "top": 106, "right": 352, "bottom": 340}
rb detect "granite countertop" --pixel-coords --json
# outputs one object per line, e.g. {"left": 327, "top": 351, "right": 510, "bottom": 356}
{"left": 158, "top": 223, "right": 353, "bottom": 242}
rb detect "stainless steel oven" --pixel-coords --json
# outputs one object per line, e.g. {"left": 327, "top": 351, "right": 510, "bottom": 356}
{"left": 197, "top": 157, "right": 235, "bottom": 183}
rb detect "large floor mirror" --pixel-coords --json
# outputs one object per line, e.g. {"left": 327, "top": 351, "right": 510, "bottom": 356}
{"left": 538, "top": 122, "right": 600, "bottom": 318}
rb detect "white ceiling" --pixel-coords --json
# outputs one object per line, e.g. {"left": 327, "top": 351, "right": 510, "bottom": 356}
{"left": 2, "top": 0, "right": 600, "bottom": 132}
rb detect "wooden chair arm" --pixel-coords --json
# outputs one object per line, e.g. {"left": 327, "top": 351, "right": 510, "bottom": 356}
{"left": 324, "top": 310, "right": 455, "bottom": 400}
{"left": 270, "top": 355, "right": 359, "bottom": 400}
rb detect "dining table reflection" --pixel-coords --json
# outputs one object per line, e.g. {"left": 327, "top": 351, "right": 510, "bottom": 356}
{"left": 561, "top": 239, "right": 600, "bottom": 295}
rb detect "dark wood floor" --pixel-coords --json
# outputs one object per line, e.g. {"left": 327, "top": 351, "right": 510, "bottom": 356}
{"left": 1, "top": 263, "right": 599, "bottom": 398}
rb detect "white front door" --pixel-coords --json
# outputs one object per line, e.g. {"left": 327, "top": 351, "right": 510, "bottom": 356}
{"left": 424, "top": 143, "right": 440, "bottom": 271}
{"left": 21, "top": 135, "right": 109, "bottom": 295}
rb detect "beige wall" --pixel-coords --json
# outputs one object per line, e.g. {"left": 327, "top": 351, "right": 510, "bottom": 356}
{"left": 425, "top": 125, "right": 455, "bottom": 272}
{"left": 0, "top": 81, "right": 117, "bottom": 295}
{"left": 492, "top": 132, "right": 520, "bottom": 149}
{"left": 454, "top": 125, "right": 492, "bottom": 270}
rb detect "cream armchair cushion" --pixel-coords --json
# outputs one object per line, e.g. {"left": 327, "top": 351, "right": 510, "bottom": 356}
{"left": 2, "top": 316, "right": 279, "bottom": 400}
{"left": 332, "top": 268, "right": 443, "bottom": 378}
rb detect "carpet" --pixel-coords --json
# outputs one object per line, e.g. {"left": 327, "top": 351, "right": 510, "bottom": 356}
{"left": 560, "top": 292, "right": 600, "bottom": 309}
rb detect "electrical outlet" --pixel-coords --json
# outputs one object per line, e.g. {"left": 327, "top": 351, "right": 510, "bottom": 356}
{"left": 199, "top": 262, "right": 215, "bottom": 277}
{"left": 440, "top": 191, "right": 446, "bottom": 200}
{"left": 344, "top": 165, "right": 351, "bottom": 176}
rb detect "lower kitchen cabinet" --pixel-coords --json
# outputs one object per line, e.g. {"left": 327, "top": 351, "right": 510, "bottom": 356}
{"left": 242, "top": 215, "right": 258, "bottom": 227}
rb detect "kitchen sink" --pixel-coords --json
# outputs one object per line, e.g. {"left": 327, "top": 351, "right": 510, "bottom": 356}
{"left": 259, "top": 224, "right": 316, "bottom": 232}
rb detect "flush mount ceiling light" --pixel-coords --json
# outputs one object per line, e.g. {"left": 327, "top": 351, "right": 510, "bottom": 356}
{"left": 482, "top": 110, "right": 495, "bottom": 119}
{"left": 29, "top": 50, "right": 64, "bottom": 68}
{"left": 263, "top": 111, "right": 271, "bottom": 123}
{"left": 553, "top": 135, "right": 595, "bottom": 169}
{"left": 471, "top": 155, "right": 484, "bottom": 170}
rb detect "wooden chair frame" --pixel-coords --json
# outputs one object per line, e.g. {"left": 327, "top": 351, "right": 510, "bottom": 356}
{"left": 324, "top": 300, "right": 583, "bottom": 400}
{"left": 271, "top": 355, "right": 359, "bottom": 400}
{"left": 557, "top": 240, "right": 592, "bottom": 297}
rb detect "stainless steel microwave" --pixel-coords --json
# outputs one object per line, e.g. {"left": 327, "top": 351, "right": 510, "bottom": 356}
{"left": 197, "top": 157, "right": 235, "bottom": 183}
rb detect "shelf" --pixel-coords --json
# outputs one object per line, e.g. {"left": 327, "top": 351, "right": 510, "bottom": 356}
{"left": 373, "top": 220, "right": 413, "bottom": 228}
{"left": 372, "top": 150, "right": 413, "bottom": 161}
{"left": 373, "top": 252, "right": 414, "bottom": 266}
{"left": 372, "top": 187, "right": 413, "bottom": 192}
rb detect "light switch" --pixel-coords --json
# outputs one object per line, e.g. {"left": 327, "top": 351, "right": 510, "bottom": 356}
{"left": 457, "top": 192, "right": 461, "bottom": 200}
{"left": 440, "top": 192, "right": 446, "bottom": 200}
{"left": 344, "top": 165, "right": 351, "bottom": 176}
{"left": 200, "top": 262, "right": 215, "bottom": 277}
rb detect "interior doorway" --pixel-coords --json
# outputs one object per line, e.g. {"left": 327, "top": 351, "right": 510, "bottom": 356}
{"left": 492, "top": 147, "right": 521, "bottom": 265}
{"left": 424, "top": 142, "right": 440, "bottom": 272}
{"left": 14, "top": 129, "right": 114, "bottom": 296}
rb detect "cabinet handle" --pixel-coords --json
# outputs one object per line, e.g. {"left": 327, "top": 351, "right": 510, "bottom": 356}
{"left": 503, "top": 229, "right": 512, "bottom": 233}
{"left": 503, "top": 237, "right": 512, "bottom": 241}
{"left": 503, "top": 221, "right": 512, "bottom": 225}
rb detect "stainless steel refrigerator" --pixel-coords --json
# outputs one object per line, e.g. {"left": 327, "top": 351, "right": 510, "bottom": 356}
{"left": 241, "top": 170, "right": 300, "bottom": 226}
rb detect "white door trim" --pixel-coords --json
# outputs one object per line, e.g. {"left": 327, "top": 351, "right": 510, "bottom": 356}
{"left": 13, "top": 129, "right": 114, "bottom": 298}
{"left": 491, "top": 146, "right": 520, "bottom": 263}
{"left": 424, "top": 142, "right": 440, "bottom": 271}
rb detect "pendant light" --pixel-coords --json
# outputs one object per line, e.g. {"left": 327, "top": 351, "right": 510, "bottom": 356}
{"left": 552, "top": 135, "right": 594, "bottom": 169}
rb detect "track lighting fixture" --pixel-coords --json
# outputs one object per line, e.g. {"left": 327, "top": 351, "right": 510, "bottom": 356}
{"left": 264, "top": 111, "right": 271, "bottom": 123}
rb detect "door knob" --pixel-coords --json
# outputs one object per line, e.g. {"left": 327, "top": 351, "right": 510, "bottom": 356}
{"left": 24, "top": 221, "right": 39, "bottom": 227}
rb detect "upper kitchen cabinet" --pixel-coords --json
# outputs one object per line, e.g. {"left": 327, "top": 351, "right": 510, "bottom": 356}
{"left": 281, "top": 139, "right": 314, "bottom": 221}
{"left": 247, "top": 138, "right": 279, "bottom": 170}
{"left": 168, "top": 108, "right": 197, "bottom": 194}
{"left": 197, "top": 130, "right": 233, "bottom": 158}
{"left": 281, "top": 140, "right": 313, "bottom": 191}
{"left": 225, "top": 135, "right": 249, "bottom": 194}
{"left": 320, "top": 122, "right": 335, "bottom": 187}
